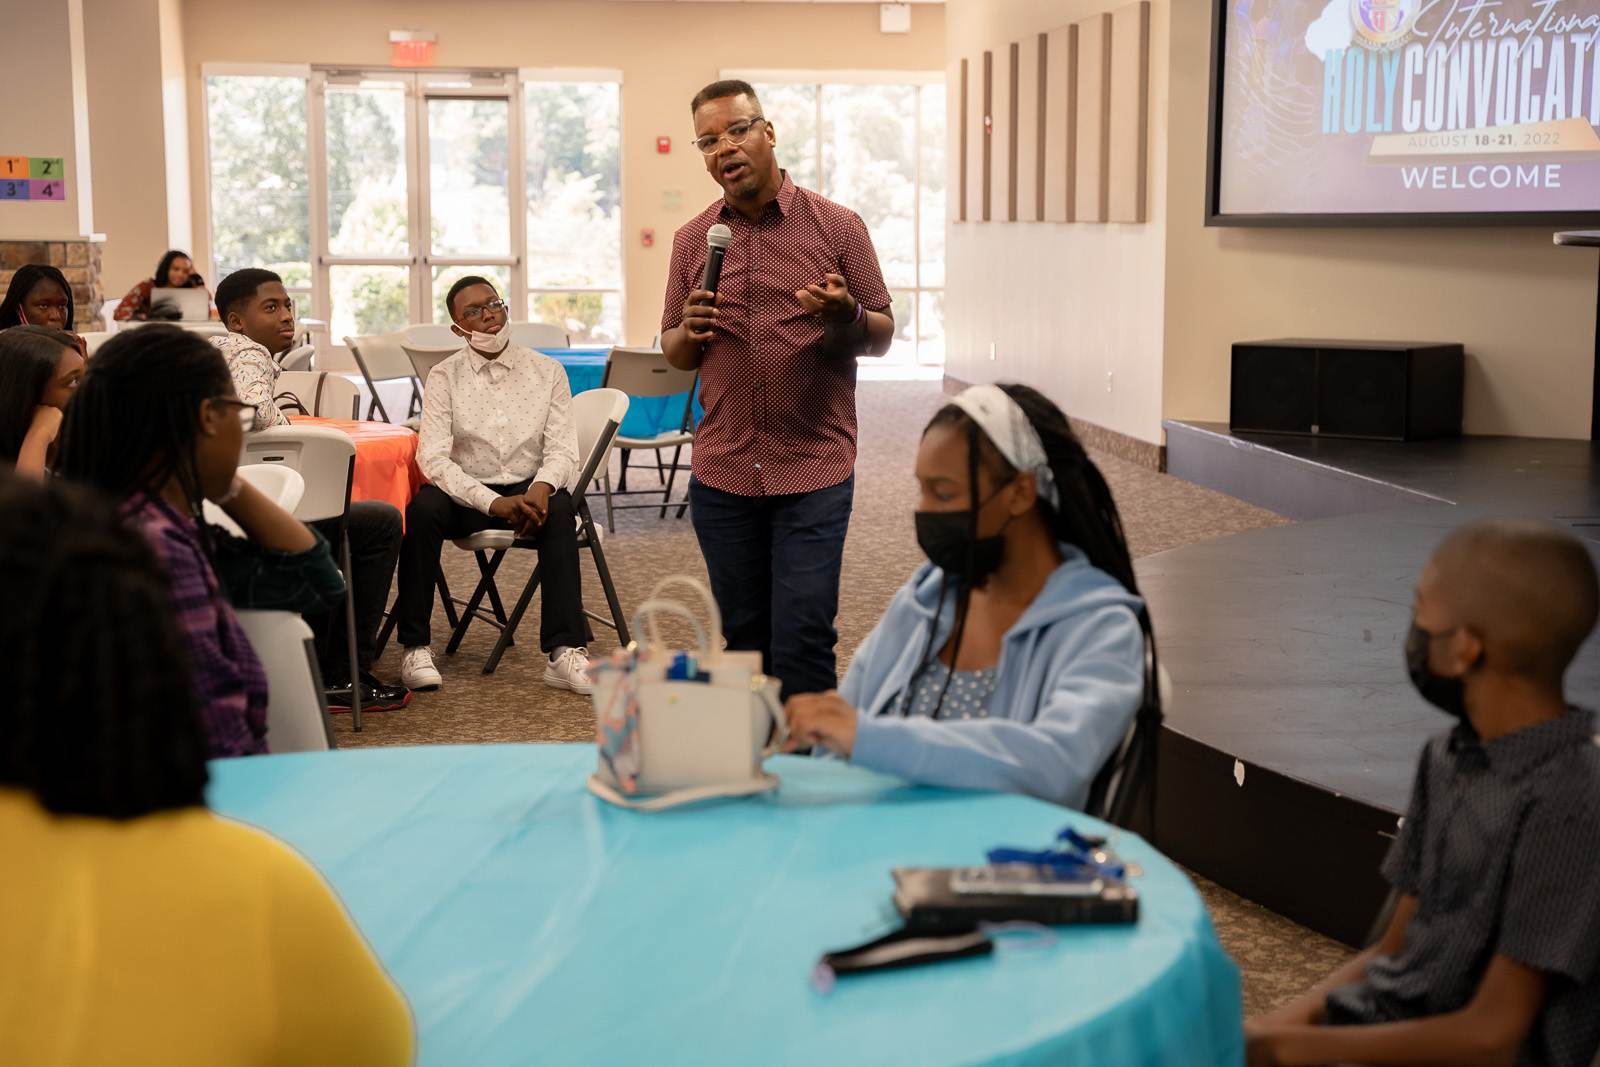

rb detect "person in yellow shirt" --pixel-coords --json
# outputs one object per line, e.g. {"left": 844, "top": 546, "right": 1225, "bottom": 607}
{"left": 0, "top": 476, "right": 414, "bottom": 1067}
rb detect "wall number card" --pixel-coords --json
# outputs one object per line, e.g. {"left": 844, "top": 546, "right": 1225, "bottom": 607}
{"left": 0, "top": 156, "right": 67, "bottom": 203}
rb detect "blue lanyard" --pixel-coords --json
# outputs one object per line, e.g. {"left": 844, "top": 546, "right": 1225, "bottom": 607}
{"left": 986, "top": 826, "right": 1126, "bottom": 881}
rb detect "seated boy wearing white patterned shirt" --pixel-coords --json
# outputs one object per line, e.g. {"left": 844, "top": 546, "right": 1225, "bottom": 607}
{"left": 212, "top": 268, "right": 410, "bottom": 715}
{"left": 393, "top": 276, "right": 592, "bottom": 695}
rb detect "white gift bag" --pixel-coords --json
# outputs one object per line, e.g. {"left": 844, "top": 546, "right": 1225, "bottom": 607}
{"left": 588, "top": 577, "right": 786, "bottom": 811}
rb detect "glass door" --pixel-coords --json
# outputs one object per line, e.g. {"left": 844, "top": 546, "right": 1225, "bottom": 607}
{"left": 311, "top": 71, "right": 520, "bottom": 340}
{"left": 419, "top": 75, "right": 519, "bottom": 324}
{"left": 314, "top": 72, "right": 416, "bottom": 341}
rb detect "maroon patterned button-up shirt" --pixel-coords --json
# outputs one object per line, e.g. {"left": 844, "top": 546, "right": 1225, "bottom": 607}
{"left": 662, "top": 172, "right": 891, "bottom": 498}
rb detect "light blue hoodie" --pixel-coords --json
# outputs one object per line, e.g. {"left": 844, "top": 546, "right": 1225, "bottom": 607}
{"left": 840, "top": 543, "right": 1146, "bottom": 809}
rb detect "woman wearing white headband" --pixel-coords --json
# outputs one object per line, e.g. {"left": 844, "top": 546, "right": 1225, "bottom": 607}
{"left": 785, "top": 383, "right": 1158, "bottom": 814}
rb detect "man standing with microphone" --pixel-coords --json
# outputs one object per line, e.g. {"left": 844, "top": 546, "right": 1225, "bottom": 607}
{"left": 661, "top": 79, "right": 893, "bottom": 701}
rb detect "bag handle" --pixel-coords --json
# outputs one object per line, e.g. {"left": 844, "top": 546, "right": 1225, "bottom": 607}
{"left": 646, "top": 576, "right": 724, "bottom": 651}
{"left": 630, "top": 598, "right": 709, "bottom": 656}
{"left": 754, "top": 676, "right": 788, "bottom": 758}
{"left": 273, "top": 391, "right": 310, "bottom": 416}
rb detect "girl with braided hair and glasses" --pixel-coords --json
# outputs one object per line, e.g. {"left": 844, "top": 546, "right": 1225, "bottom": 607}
{"left": 54, "top": 325, "right": 344, "bottom": 758}
{"left": 785, "top": 383, "right": 1160, "bottom": 814}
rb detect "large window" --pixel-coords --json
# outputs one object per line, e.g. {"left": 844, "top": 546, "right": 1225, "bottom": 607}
{"left": 748, "top": 74, "right": 945, "bottom": 366}
{"left": 204, "top": 71, "right": 312, "bottom": 309}
{"left": 203, "top": 67, "right": 623, "bottom": 346}
{"left": 525, "top": 79, "right": 623, "bottom": 344}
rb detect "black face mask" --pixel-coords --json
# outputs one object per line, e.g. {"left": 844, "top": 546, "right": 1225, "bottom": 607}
{"left": 915, "top": 484, "right": 1013, "bottom": 586}
{"left": 1404, "top": 622, "right": 1468, "bottom": 719}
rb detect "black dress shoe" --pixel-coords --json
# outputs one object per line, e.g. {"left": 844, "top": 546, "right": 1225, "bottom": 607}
{"left": 324, "top": 676, "right": 412, "bottom": 713}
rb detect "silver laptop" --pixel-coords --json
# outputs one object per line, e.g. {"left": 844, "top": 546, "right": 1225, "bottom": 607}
{"left": 149, "top": 286, "right": 210, "bottom": 321}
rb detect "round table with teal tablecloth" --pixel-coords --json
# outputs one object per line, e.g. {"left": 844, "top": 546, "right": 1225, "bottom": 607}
{"left": 539, "top": 348, "right": 704, "bottom": 441}
{"left": 207, "top": 744, "right": 1243, "bottom": 1066}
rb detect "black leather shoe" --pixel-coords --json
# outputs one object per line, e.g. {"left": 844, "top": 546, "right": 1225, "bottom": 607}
{"left": 325, "top": 676, "right": 412, "bottom": 713}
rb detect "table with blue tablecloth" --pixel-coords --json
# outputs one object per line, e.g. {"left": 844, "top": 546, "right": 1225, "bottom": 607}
{"left": 208, "top": 744, "right": 1243, "bottom": 1066}
{"left": 538, "top": 347, "right": 703, "bottom": 442}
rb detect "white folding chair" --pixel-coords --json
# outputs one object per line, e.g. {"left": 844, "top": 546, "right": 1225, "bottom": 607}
{"left": 242, "top": 424, "right": 366, "bottom": 729}
{"left": 236, "top": 609, "right": 335, "bottom": 752}
{"left": 80, "top": 331, "right": 113, "bottom": 355}
{"left": 345, "top": 333, "right": 422, "bottom": 424}
{"left": 599, "top": 347, "right": 698, "bottom": 525}
{"left": 398, "top": 324, "right": 459, "bottom": 403}
{"left": 402, "top": 323, "right": 456, "bottom": 348}
{"left": 277, "top": 343, "right": 316, "bottom": 371}
{"left": 203, "top": 464, "right": 305, "bottom": 537}
{"left": 443, "top": 388, "right": 631, "bottom": 674}
{"left": 505, "top": 321, "right": 568, "bottom": 349}
{"left": 275, "top": 370, "right": 360, "bottom": 419}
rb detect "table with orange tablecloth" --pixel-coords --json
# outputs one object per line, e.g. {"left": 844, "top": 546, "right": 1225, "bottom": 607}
{"left": 287, "top": 416, "right": 422, "bottom": 515}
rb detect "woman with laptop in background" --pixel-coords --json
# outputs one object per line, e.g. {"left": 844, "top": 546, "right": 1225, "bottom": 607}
{"left": 113, "top": 248, "right": 216, "bottom": 322}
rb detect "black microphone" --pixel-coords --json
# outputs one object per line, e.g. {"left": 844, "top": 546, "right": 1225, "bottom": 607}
{"left": 701, "top": 223, "right": 732, "bottom": 294}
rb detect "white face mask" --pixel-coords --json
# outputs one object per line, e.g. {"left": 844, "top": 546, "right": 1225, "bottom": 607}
{"left": 465, "top": 328, "right": 509, "bottom": 355}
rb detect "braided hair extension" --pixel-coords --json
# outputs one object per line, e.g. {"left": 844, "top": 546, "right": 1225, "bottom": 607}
{"left": 906, "top": 384, "right": 1162, "bottom": 824}
{"left": 54, "top": 324, "right": 231, "bottom": 551}
{"left": 0, "top": 476, "right": 209, "bottom": 818}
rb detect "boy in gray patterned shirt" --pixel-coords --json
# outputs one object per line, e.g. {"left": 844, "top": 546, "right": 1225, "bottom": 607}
{"left": 1247, "top": 519, "right": 1600, "bottom": 1067}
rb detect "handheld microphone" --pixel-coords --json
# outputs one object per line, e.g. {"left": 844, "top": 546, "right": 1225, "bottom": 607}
{"left": 701, "top": 224, "right": 732, "bottom": 294}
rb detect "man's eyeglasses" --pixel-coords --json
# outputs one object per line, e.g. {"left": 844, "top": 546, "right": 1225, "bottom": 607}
{"left": 460, "top": 298, "right": 508, "bottom": 322}
{"left": 212, "top": 397, "right": 256, "bottom": 432}
{"left": 693, "top": 117, "right": 767, "bottom": 155}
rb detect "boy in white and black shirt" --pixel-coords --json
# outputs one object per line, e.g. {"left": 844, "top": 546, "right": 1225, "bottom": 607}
{"left": 213, "top": 268, "right": 409, "bottom": 714}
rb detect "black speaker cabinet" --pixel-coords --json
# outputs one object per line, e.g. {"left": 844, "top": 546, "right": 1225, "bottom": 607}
{"left": 1230, "top": 339, "right": 1463, "bottom": 441}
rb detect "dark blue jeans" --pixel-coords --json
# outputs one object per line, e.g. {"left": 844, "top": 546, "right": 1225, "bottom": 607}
{"left": 688, "top": 474, "right": 854, "bottom": 701}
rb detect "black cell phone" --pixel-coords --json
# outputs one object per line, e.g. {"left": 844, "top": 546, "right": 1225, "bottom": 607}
{"left": 820, "top": 925, "right": 993, "bottom": 978}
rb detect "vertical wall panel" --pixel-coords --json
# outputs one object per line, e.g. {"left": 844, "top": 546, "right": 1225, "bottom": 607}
{"left": 1014, "top": 37, "right": 1041, "bottom": 222}
{"left": 966, "top": 53, "right": 986, "bottom": 222}
{"left": 972, "top": 50, "right": 985, "bottom": 220}
{"left": 1043, "top": 24, "right": 1076, "bottom": 223}
{"left": 956, "top": 57, "right": 968, "bottom": 221}
{"left": 1108, "top": 0, "right": 1150, "bottom": 223}
{"left": 1073, "top": 12, "right": 1111, "bottom": 223}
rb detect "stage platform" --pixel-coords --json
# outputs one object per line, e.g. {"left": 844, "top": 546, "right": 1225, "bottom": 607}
{"left": 1141, "top": 421, "right": 1600, "bottom": 945}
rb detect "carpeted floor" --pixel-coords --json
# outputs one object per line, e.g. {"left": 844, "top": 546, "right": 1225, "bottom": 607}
{"left": 338, "top": 379, "right": 1352, "bottom": 1014}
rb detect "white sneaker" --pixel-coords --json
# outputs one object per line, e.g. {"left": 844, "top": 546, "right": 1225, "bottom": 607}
{"left": 544, "top": 646, "right": 593, "bottom": 695}
{"left": 400, "top": 646, "right": 442, "bottom": 691}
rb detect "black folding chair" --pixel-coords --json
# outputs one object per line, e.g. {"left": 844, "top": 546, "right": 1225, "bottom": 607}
{"left": 1084, "top": 623, "right": 1166, "bottom": 830}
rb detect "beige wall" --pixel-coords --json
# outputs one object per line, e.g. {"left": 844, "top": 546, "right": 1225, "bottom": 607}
{"left": 180, "top": 0, "right": 943, "bottom": 346}
{"left": 1161, "top": 1, "right": 1597, "bottom": 439}
{"left": 85, "top": 0, "right": 177, "bottom": 298}
{"left": 943, "top": 0, "right": 1169, "bottom": 446}
{"left": 0, "top": 0, "right": 93, "bottom": 240}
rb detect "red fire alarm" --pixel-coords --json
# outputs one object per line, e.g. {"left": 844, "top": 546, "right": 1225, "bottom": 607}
{"left": 641, "top": 228, "right": 655, "bottom": 248}
{"left": 656, "top": 136, "right": 671, "bottom": 154}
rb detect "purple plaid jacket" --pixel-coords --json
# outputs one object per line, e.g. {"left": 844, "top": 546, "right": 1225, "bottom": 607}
{"left": 122, "top": 495, "right": 270, "bottom": 758}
